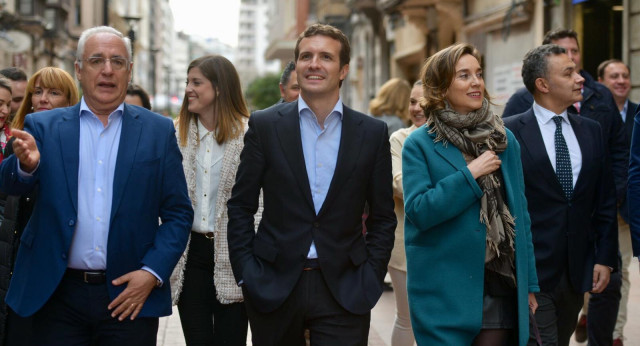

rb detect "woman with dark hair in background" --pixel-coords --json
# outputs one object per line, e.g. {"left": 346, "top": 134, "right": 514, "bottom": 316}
{"left": 402, "top": 43, "right": 538, "bottom": 345}
{"left": 0, "top": 66, "right": 79, "bottom": 346}
{"left": 170, "top": 55, "right": 258, "bottom": 345}
{"left": 125, "top": 83, "right": 152, "bottom": 110}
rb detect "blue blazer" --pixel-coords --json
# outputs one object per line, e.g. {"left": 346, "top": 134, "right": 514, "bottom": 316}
{"left": 0, "top": 103, "right": 193, "bottom": 318}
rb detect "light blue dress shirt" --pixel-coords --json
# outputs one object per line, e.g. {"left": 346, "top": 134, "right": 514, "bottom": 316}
{"left": 68, "top": 98, "right": 124, "bottom": 270}
{"left": 298, "top": 96, "right": 343, "bottom": 259}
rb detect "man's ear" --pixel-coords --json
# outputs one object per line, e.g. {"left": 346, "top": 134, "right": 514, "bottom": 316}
{"left": 75, "top": 61, "right": 82, "bottom": 81}
{"left": 279, "top": 83, "right": 286, "bottom": 99}
{"left": 535, "top": 77, "right": 549, "bottom": 94}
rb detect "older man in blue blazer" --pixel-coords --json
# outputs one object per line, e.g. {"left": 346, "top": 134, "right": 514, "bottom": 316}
{"left": 0, "top": 26, "right": 193, "bottom": 345}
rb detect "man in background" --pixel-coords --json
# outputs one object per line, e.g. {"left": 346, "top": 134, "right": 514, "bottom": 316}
{"left": 0, "top": 67, "right": 27, "bottom": 118}
{"left": 278, "top": 60, "right": 300, "bottom": 103}
{"left": 598, "top": 59, "right": 637, "bottom": 346}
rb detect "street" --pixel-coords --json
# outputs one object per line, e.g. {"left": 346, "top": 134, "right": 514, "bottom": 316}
{"left": 158, "top": 260, "right": 640, "bottom": 345}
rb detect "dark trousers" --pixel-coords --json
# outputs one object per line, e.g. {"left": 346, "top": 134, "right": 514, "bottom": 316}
{"left": 528, "top": 272, "right": 584, "bottom": 346}
{"left": 587, "top": 269, "right": 622, "bottom": 346}
{"left": 4, "top": 307, "right": 32, "bottom": 346}
{"left": 244, "top": 267, "right": 370, "bottom": 346}
{"left": 177, "top": 232, "right": 248, "bottom": 346}
{"left": 32, "top": 273, "right": 158, "bottom": 346}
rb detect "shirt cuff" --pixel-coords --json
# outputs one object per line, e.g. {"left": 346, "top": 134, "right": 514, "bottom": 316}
{"left": 141, "top": 266, "right": 163, "bottom": 287}
{"left": 16, "top": 159, "right": 39, "bottom": 179}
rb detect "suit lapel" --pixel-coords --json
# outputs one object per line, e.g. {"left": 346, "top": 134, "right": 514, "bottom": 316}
{"left": 275, "top": 101, "right": 314, "bottom": 211}
{"left": 110, "top": 105, "right": 142, "bottom": 221}
{"left": 318, "top": 106, "right": 364, "bottom": 217}
{"left": 568, "top": 114, "right": 591, "bottom": 195}
{"left": 516, "top": 110, "right": 564, "bottom": 193}
{"left": 58, "top": 104, "right": 81, "bottom": 213}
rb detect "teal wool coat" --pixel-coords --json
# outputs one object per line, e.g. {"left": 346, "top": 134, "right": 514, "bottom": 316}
{"left": 402, "top": 126, "right": 539, "bottom": 345}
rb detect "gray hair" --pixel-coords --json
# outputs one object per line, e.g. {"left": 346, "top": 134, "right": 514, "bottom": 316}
{"left": 280, "top": 60, "right": 296, "bottom": 86}
{"left": 76, "top": 26, "right": 132, "bottom": 68}
{"left": 521, "top": 44, "right": 566, "bottom": 94}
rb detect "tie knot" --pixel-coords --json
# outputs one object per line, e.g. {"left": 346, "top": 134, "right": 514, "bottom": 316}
{"left": 552, "top": 116, "right": 563, "bottom": 127}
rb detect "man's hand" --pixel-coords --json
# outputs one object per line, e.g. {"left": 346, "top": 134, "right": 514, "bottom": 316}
{"left": 108, "top": 269, "right": 157, "bottom": 321}
{"left": 591, "top": 264, "right": 611, "bottom": 293}
{"left": 11, "top": 129, "right": 40, "bottom": 173}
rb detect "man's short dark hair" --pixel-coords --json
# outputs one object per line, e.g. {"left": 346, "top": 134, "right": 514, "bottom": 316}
{"left": 294, "top": 23, "right": 350, "bottom": 68}
{"left": 542, "top": 28, "right": 579, "bottom": 46}
{"left": 521, "top": 44, "right": 567, "bottom": 94}
{"left": 0, "top": 67, "right": 27, "bottom": 82}
{"left": 280, "top": 61, "right": 296, "bottom": 86}
{"left": 127, "top": 83, "right": 152, "bottom": 110}
{"left": 597, "top": 59, "right": 629, "bottom": 79}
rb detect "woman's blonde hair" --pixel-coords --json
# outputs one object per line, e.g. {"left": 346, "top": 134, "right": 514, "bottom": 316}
{"left": 176, "top": 55, "right": 249, "bottom": 146}
{"left": 369, "top": 78, "right": 411, "bottom": 121}
{"left": 13, "top": 67, "right": 79, "bottom": 130}
{"left": 419, "top": 43, "right": 491, "bottom": 116}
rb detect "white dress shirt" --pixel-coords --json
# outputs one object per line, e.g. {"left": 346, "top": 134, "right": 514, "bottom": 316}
{"left": 532, "top": 101, "right": 582, "bottom": 187}
{"left": 192, "top": 119, "right": 226, "bottom": 234}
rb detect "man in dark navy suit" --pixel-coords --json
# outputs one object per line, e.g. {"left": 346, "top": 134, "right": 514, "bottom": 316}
{"left": 0, "top": 26, "right": 193, "bottom": 345}
{"left": 504, "top": 44, "right": 618, "bottom": 346}
{"left": 503, "top": 29, "right": 627, "bottom": 345}
{"left": 227, "top": 24, "right": 396, "bottom": 346}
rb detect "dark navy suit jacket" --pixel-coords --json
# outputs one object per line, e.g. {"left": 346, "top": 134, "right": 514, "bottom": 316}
{"left": 503, "top": 72, "right": 628, "bottom": 202}
{"left": 227, "top": 101, "right": 396, "bottom": 315}
{"left": 505, "top": 109, "right": 618, "bottom": 292}
{"left": 0, "top": 103, "right": 193, "bottom": 317}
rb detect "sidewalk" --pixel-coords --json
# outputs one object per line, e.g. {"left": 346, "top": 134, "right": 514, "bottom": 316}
{"left": 158, "top": 260, "right": 640, "bottom": 345}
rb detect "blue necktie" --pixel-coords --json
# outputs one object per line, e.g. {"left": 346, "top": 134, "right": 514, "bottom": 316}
{"left": 552, "top": 116, "right": 573, "bottom": 200}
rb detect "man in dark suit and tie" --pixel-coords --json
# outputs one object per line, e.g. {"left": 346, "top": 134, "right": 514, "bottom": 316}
{"left": 504, "top": 29, "right": 627, "bottom": 346}
{"left": 599, "top": 59, "right": 638, "bottom": 345}
{"left": 0, "top": 26, "right": 193, "bottom": 345}
{"left": 227, "top": 23, "right": 396, "bottom": 346}
{"left": 503, "top": 44, "right": 618, "bottom": 346}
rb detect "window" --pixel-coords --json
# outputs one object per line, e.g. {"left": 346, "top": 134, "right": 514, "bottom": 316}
{"left": 44, "top": 8, "right": 56, "bottom": 30}
{"left": 74, "top": 0, "right": 81, "bottom": 26}
{"left": 18, "top": 0, "right": 33, "bottom": 15}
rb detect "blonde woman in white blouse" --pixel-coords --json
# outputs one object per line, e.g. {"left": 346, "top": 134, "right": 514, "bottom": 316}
{"left": 388, "top": 80, "right": 426, "bottom": 346}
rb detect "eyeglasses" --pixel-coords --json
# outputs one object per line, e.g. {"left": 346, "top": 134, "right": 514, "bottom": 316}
{"left": 81, "top": 57, "right": 130, "bottom": 71}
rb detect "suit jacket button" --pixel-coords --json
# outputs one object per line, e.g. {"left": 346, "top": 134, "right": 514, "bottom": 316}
{"left": 61, "top": 253, "right": 67, "bottom": 259}
{"left": 313, "top": 222, "right": 319, "bottom": 228}
{"left": 68, "top": 220, "right": 75, "bottom": 226}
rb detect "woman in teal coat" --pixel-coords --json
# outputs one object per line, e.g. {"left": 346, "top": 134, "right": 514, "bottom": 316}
{"left": 402, "top": 43, "right": 539, "bottom": 345}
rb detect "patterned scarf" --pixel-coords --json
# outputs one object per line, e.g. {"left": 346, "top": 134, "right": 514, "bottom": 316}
{"left": 427, "top": 99, "right": 516, "bottom": 286}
